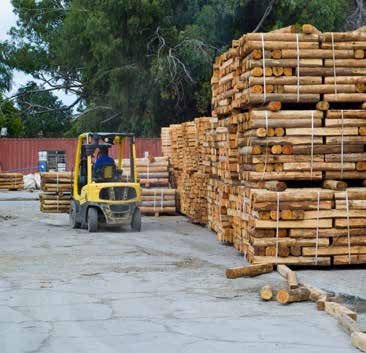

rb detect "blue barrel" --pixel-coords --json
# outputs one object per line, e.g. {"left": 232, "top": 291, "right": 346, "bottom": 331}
{"left": 38, "top": 161, "right": 47, "bottom": 172}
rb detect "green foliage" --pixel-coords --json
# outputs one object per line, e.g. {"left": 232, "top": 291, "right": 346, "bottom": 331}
{"left": 0, "top": 95, "right": 23, "bottom": 137}
{"left": 16, "top": 81, "right": 72, "bottom": 137}
{"left": 0, "top": 0, "right": 350, "bottom": 136}
{"left": 269, "top": 0, "right": 348, "bottom": 32}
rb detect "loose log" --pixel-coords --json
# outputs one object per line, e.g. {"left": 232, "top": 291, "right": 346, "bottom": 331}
{"left": 276, "top": 287, "right": 310, "bottom": 304}
{"left": 276, "top": 264, "right": 298, "bottom": 289}
{"left": 325, "top": 301, "right": 357, "bottom": 321}
{"left": 338, "top": 313, "right": 366, "bottom": 336}
{"left": 352, "top": 332, "right": 366, "bottom": 352}
{"left": 225, "top": 263, "right": 273, "bottom": 278}
{"left": 260, "top": 285, "right": 275, "bottom": 301}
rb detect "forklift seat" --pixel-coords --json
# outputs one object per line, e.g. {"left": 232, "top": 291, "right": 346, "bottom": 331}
{"left": 93, "top": 163, "right": 120, "bottom": 182}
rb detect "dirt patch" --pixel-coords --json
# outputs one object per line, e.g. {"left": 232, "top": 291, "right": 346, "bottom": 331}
{"left": 0, "top": 214, "right": 15, "bottom": 221}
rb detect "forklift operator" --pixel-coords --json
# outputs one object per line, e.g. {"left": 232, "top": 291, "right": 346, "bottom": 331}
{"left": 93, "top": 146, "right": 115, "bottom": 173}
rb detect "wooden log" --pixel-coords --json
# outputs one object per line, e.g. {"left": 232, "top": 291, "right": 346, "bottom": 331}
{"left": 252, "top": 256, "right": 331, "bottom": 266}
{"left": 139, "top": 207, "right": 176, "bottom": 214}
{"left": 253, "top": 190, "right": 334, "bottom": 203}
{"left": 246, "top": 33, "right": 319, "bottom": 42}
{"left": 248, "top": 76, "right": 322, "bottom": 86}
{"left": 225, "top": 263, "right": 274, "bottom": 279}
{"left": 252, "top": 219, "right": 332, "bottom": 229}
{"left": 324, "top": 301, "right": 357, "bottom": 321}
{"left": 282, "top": 48, "right": 355, "bottom": 58}
{"left": 323, "top": 180, "right": 348, "bottom": 191}
{"left": 244, "top": 41, "right": 319, "bottom": 52}
{"left": 333, "top": 255, "right": 366, "bottom": 265}
{"left": 302, "top": 24, "right": 321, "bottom": 34}
{"left": 303, "top": 246, "right": 366, "bottom": 256}
{"left": 324, "top": 93, "right": 366, "bottom": 102}
{"left": 338, "top": 313, "right": 366, "bottom": 336}
{"left": 276, "top": 287, "right": 310, "bottom": 304}
{"left": 276, "top": 264, "right": 298, "bottom": 289}
{"left": 352, "top": 332, "right": 366, "bottom": 352}
{"left": 260, "top": 285, "right": 275, "bottom": 301}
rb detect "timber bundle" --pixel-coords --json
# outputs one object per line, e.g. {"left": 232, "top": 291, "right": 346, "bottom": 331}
{"left": 140, "top": 188, "right": 176, "bottom": 215}
{"left": 122, "top": 156, "right": 170, "bottom": 188}
{"left": 122, "top": 157, "right": 177, "bottom": 216}
{"left": 162, "top": 25, "right": 366, "bottom": 266}
{"left": 39, "top": 172, "right": 72, "bottom": 213}
{"left": 0, "top": 173, "right": 23, "bottom": 190}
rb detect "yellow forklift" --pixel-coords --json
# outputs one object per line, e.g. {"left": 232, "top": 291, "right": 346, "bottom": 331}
{"left": 70, "top": 132, "right": 141, "bottom": 232}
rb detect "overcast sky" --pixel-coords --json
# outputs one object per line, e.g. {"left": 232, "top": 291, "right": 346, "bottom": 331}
{"left": 0, "top": 0, "right": 76, "bottom": 106}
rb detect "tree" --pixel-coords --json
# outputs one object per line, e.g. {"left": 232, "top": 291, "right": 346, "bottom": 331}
{"left": 1, "top": 0, "right": 352, "bottom": 137}
{"left": 0, "top": 95, "right": 23, "bottom": 137}
{"left": 16, "top": 81, "right": 72, "bottom": 137}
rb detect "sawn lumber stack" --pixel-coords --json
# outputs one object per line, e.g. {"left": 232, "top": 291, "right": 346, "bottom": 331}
{"left": 162, "top": 25, "right": 366, "bottom": 266}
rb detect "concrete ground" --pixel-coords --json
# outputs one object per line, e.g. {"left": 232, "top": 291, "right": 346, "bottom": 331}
{"left": 0, "top": 191, "right": 365, "bottom": 353}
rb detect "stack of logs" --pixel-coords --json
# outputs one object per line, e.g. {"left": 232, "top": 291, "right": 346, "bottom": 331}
{"left": 161, "top": 127, "right": 171, "bottom": 158}
{"left": 163, "top": 25, "right": 366, "bottom": 266}
{"left": 0, "top": 173, "right": 23, "bottom": 190}
{"left": 122, "top": 157, "right": 170, "bottom": 188}
{"left": 121, "top": 156, "right": 177, "bottom": 216}
{"left": 39, "top": 172, "right": 72, "bottom": 213}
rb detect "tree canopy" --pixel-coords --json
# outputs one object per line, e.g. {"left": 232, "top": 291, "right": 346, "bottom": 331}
{"left": 0, "top": 0, "right": 358, "bottom": 137}
{"left": 16, "top": 81, "right": 72, "bottom": 137}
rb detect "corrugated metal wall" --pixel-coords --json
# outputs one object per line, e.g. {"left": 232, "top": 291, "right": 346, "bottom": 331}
{"left": 0, "top": 138, "right": 162, "bottom": 173}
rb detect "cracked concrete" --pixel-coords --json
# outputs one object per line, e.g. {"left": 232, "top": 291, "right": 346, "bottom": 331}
{"left": 0, "top": 192, "right": 365, "bottom": 353}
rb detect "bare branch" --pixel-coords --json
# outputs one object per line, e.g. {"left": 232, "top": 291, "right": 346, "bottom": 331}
{"left": 3, "top": 85, "right": 82, "bottom": 104}
{"left": 253, "top": 0, "right": 276, "bottom": 33}
{"left": 73, "top": 105, "right": 114, "bottom": 120}
{"left": 101, "top": 111, "right": 122, "bottom": 124}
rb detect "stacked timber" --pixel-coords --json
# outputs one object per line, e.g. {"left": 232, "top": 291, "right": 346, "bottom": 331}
{"left": 161, "top": 127, "right": 171, "bottom": 157}
{"left": 39, "top": 172, "right": 72, "bottom": 213}
{"left": 122, "top": 157, "right": 169, "bottom": 188}
{"left": 0, "top": 173, "right": 23, "bottom": 190}
{"left": 331, "top": 188, "right": 366, "bottom": 265}
{"left": 233, "top": 186, "right": 366, "bottom": 266}
{"left": 164, "top": 25, "right": 366, "bottom": 266}
{"left": 140, "top": 188, "right": 176, "bottom": 215}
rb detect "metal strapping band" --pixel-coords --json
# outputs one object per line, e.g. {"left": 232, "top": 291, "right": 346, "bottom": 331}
{"left": 310, "top": 111, "right": 314, "bottom": 180}
{"left": 341, "top": 109, "right": 344, "bottom": 179}
{"left": 315, "top": 191, "right": 320, "bottom": 265}
{"left": 275, "top": 191, "right": 280, "bottom": 264}
{"left": 160, "top": 189, "right": 164, "bottom": 210}
{"left": 296, "top": 33, "right": 300, "bottom": 102}
{"left": 261, "top": 111, "right": 269, "bottom": 180}
{"left": 153, "top": 189, "right": 156, "bottom": 211}
{"left": 242, "top": 193, "right": 246, "bottom": 216}
{"left": 261, "top": 33, "right": 267, "bottom": 102}
{"left": 331, "top": 32, "right": 338, "bottom": 98}
{"left": 346, "top": 190, "right": 351, "bottom": 264}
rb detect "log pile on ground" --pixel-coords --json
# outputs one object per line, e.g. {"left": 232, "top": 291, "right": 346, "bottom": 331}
{"left": 39, "top": 172, "right": 72, "bottom": 213}
{"left": 162, "top": 25, "right": 366, "bottom": 266}
{"left": 0, "top": 173, "right": 23, "bottom": 190}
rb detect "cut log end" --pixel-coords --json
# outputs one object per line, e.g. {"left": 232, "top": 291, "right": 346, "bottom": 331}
{"left": 260, "top": 285, "right": 274, "bottom": 301}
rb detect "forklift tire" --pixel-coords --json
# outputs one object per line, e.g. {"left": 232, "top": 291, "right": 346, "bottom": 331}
{"left": 70, "top": 200, "right": 81, "bottom": 229}
{"left": 131, "top": 208, "right": 141, "bottom": 232}
{"left": 87, "top": 207, "right": 99, "bottom": 233}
